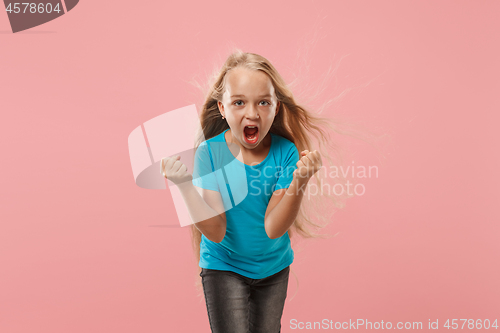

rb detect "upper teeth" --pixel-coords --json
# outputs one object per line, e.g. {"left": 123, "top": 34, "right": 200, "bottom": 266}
{"left": 247, "top": 126, "right": 256, "bottom": 128}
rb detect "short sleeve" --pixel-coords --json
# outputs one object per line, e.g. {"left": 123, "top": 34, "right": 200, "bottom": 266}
{"left": 273, "top": 141, "right": 300, "bottom": 191}
{"left": 191, "top": 142, "right": 219, "bottom": 191}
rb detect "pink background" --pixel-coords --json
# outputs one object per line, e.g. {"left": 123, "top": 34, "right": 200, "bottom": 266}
{"left": 1, "top": 1, "right": 499, "bottom": 332}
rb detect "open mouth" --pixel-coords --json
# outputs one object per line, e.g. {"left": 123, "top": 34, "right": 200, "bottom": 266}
{"left": 243, "top": 126, "right": 259, "bottom": 144}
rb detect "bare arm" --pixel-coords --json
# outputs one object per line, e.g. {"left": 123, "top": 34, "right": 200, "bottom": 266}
{"left": 177, "top": 181, "right": 227, "bottom": 243}
{"left": 264, "top": 176, "right": 309, "bottom": 239}
{"left": 264, "top": 149, "right": 322, "bottom": 239}
{"left": 161, "top": 155, "right": 226, "bottom": 243}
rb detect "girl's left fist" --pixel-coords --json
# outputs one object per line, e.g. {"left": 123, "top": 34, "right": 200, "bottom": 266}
{"left": 294, "top": 149, "right": 322, "bottom": 179}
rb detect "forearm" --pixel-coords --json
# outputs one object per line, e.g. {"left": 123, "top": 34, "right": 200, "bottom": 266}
{"left": 177, "top": 182, "right": 226, "bottom": 242}
{"left": 265, "top": 176, "right": 310, "bottom": 239}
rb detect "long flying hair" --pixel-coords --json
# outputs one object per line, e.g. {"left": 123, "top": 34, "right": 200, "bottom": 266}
{"left": 188, "top": 48, "right": 385, "bottom": 300}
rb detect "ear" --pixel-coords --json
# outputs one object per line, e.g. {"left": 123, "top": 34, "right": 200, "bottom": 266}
{"left": 217, "top": 101, "right": 224, "bottom": 116}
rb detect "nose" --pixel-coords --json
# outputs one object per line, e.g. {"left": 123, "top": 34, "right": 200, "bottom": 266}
{"left": 245, "top": 104, "right": 260, "bottom": 119}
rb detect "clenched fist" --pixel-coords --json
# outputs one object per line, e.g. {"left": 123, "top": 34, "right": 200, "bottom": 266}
{"left": 294, "top": 149, "right": 322, "bottom": 179}
{"left": 160, "top": 155, "right": 193, "bottom": 185}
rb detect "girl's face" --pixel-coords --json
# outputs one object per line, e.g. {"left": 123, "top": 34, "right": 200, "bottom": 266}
{"left": 217, "top": 67, "right": 280, "bottom": 151}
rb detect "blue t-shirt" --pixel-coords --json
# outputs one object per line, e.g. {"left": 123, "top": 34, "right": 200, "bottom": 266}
{"left": 191, "top": 128, "right": 300, "bottom": 279}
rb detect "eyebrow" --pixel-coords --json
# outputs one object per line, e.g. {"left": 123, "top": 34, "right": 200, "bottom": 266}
{"left": 230, "top": 94, "right": 272, "bottom": 98}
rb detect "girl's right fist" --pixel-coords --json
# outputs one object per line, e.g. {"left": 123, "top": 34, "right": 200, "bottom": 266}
{"left": 160, "top": 155, "right": 193, "bottom": 185}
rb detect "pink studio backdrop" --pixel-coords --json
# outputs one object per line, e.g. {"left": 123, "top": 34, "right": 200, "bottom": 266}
{"left": 1, "top": 1, "right": 499, "bottom": 332}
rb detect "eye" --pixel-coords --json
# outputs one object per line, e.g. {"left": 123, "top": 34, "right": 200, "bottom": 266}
{"left": 233, "top": 100, "right": 270, "bottom": 106}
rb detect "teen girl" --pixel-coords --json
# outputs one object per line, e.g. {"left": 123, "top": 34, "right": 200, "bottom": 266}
{"left": 161, "top": 50, "right": 350, "bottom": 333}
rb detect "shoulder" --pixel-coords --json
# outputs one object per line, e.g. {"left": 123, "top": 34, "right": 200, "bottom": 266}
{"left": 208, "top": 132, "right": 225, "bottom": 142}
{"left": 203, "top": 130, "right": 226, "bottom": 145}
{"left": 197, "top": 130, "right": 226, "bottom": 149}
{"left": 271, "top": 133, "right": 298, "bottom": 155}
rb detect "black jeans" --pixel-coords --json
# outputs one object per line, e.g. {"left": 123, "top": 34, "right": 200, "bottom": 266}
{"left": 200, "top": 266, "right": 290, "bottom": 333}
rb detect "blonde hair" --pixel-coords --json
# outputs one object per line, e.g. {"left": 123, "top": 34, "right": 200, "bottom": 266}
{"left": 188, "top": 48, "right": 386, "bottom": 301}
